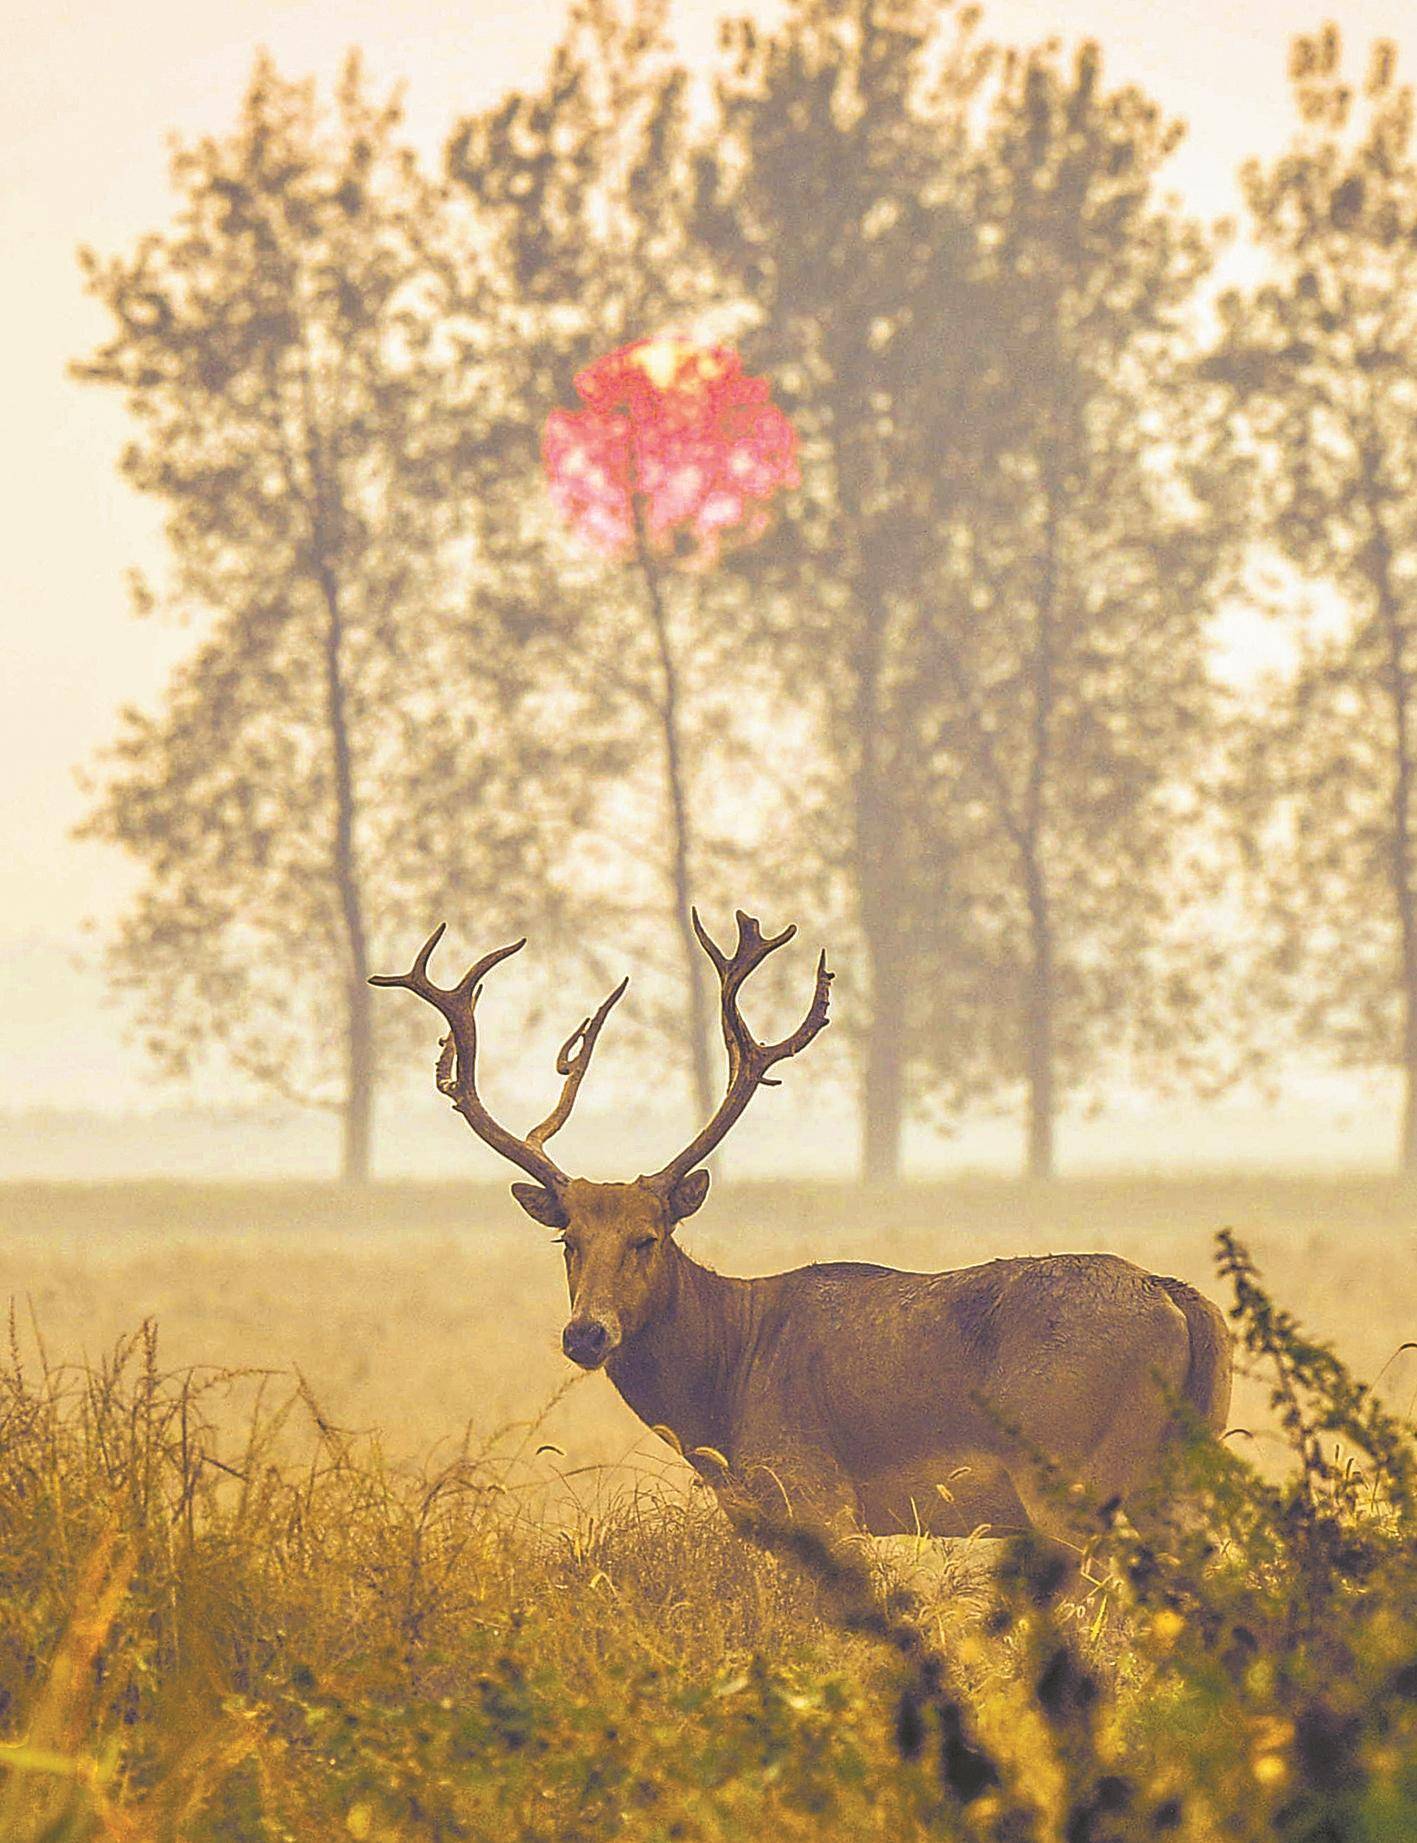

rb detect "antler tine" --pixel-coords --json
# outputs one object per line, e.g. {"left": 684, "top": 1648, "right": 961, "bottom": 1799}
{"left": 369, "top": 928, "right": 566, "bottom": 1194}
{"left": 691, "top": 910, "right": 799, "bottom": 1067}
{"left": 368, "top": 926, "right": 527, "bottom": 1010}
{"left": 759, "top": 950, "right": 833, "bottom": 1085}
{"left": 650, "top": 912, "right": 833, "bottom": 1191}
{"left": 406, "top": 920, "right": 449, "bottom": 988}
{"left": 692, "top": 908, "right": 796, "bottom": 983}
{"left": 366, "top": 921, "right": 448, "bottom": 996}
{"left": 527, "top": 976, "right": 630, "bottom": 1153}
{"left": 690, "top": 907, "right": 729, "bottom": 974}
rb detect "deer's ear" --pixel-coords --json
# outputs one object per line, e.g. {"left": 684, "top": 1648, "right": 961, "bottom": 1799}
{"left": 668, "top": 1169, "right": 710, "bottom": 1223}
{"left": 511, "top": 1183, "right": 568, "bottom": 1230}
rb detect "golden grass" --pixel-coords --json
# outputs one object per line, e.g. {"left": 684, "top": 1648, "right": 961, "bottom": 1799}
{"left": 0, "top": 1176, "right": 1413, "bottom": 1840}
{"left": 1, "top": 1174, "right": 1413, "bottom": 1481}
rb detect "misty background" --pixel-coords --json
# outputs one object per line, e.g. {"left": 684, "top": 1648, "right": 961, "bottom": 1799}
{"left": 6, "top": 0, "right": 1417, "bottom": 1182}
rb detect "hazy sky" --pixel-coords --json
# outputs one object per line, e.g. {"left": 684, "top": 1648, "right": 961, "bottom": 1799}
{"left": 4, "top": 0, "right": 1417, "bottom": 1129}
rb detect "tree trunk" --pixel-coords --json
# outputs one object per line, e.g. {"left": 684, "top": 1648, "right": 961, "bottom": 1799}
{"left": 1394, "top": 745, "right": 1417, "bottom": 1173}
{"left": 860, "top": 934, "right": 907, "bottom": 1183}
{"left": 634, "top": 519, "right": 715, "bottom": 1123}
{"left": 1371, "top": 521, "right": 1417, "bottom": 1174}
{"left": 315, "top": 553, "right": 374, "bottom": 1185}
{"left": 1021, "top": 466, "right": 1061, "bottom": 1183}
{"left": 342, "top": 980, "right": 375, "bottom": 1184}
{"left": 1023, "top": 860, "right": 1056, "bottom": 1182}
{"left": 850, "top": 554, "right": 906, "bottom": 1184}
{"left": 1360, "top": 459, "right": 1417, "bottom": 1175}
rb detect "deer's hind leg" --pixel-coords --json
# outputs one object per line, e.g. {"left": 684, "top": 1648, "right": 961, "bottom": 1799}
{"left": 1004, "top": 1342, "right": 1190, "bottom": 1596}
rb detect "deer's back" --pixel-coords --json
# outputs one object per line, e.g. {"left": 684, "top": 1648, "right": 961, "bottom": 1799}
{"left": 754, "top": 1250, "right": 1195, "bottom": 1475}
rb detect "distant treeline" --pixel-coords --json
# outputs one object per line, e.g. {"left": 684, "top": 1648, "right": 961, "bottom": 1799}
{"left": 72, "top": 4, "right": 1417, "bottom": 1181}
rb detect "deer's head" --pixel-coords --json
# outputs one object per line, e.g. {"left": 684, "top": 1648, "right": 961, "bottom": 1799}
{"left": 371, "top": 912, "right": 831, "bottom": 1369}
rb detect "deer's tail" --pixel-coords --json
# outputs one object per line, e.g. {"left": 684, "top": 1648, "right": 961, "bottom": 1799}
{"left": 1157, "top": 1277, "right": 1233, "bottom": 1435}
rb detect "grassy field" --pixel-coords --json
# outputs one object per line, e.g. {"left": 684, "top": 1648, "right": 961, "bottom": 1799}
{"left": 1, "top": 1174, "right": 1414, "bottom": 1477}
{"left": 0, "top": 1174, "right": 1415, "bottom": 1840}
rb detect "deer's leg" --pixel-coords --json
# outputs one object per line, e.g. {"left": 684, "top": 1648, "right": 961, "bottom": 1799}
{"left": 1004, "top": 1358, "right": 1185, "bottom": 1598}
{"left": 721, "top": 1409, "right": 862, "bottom": 1544}
{"left": 707, "top": 1443, "right": 861, "bottom": 1630}
{"left": 1003, "top": 1473, "right": 1093, "bottom": 1593}
{"left": 735, "top": 1453, "right": 860, "bottom": 1539}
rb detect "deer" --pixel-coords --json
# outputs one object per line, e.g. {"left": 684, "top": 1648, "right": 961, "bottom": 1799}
{"left": 371, "top": 912, "right": 1232, "bottom": 1557}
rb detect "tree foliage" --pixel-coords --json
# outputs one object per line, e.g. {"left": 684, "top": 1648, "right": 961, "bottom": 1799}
{"left": 75, "top": 56, "right": 598, "bottom": 1178}
{"left": 693, "top": 0, "right": 1006, "bottom": 1179}
{"left": 695, "top": 4, "right": 1234, "bottom": 1176}
{"left": 1211, "top": 28, "right": 1417, "bottom": 1168}
{"left": 75, "top": 7, "right": 1374, "bottom": 1181}
{"left": 444, "top": 0, "right": 802, "bottom": 1131}
{"left": 908, "top": 41, "right": 1239, "bottom": 1176}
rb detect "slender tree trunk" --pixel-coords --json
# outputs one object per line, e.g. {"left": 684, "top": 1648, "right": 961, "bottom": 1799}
{"left": 850, "top": 563, "right": 906, "bottom": 1184}
{"left": 314, "top": 553, "right": 374, "bottom": 1185}
{"left": 1023, "top": 859, "right": 1056, "bottom": 1182}
{"left": 1367, "top": 493, "right": 1417, "bottom": 1173}
{"left": 1386, "top": 683, "right": 1417, "bottom": 1173}
{"left": 299, "top": 351, "right": 375, "bottom": 1185}
{"left": 1020, "top": 466, "right": 1061, "bottom": 1182}
{"left": 633, "top": 508, "right": 715, "bottom": 1123}
{"left": 933, "top": 610, "right": 1059, "bottom": 1178}
{"left": 861, "top": 922, "right": 907, "bottom": 1183}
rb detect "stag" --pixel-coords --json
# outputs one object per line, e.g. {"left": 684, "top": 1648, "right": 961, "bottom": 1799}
{"left": 372, "top": 913, "right": 1231, "bottom": 1551}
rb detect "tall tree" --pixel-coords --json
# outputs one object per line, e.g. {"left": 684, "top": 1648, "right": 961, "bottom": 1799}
{"left": 444, "top": 0, "right": 758, "bottom": 1125}
{"left": 75, "top": 56, "right": 597, "bottom": 1180}
{"left": 699, "top": 7, "right": 1233, "bottom": 1178}
{"left": 695, "top": 0, "right": 1005, "bottom": 1181}
{"left": 1208, "top": 28, "right": 1417, "bottom": 1170}
{"left": 908, "top": 42, "right": 1235, "bottom": 1178}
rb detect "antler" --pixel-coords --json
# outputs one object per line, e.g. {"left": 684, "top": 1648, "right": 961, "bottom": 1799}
{"left": 648, "top": 910, "right": 832, "bottom": 1191}
{"left": 370, "top": 925, "right": 627, "bottom": 1192}
{"left": 527, "top": 977, "right": 631, "bottom": 1154}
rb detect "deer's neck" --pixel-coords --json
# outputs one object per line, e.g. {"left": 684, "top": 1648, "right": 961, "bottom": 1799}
{"left": 606, "top": 1242, "right": 756, "bottom": 1458}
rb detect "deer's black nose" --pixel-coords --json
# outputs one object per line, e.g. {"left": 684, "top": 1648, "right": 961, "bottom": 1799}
{"left": 562, "top": 1317, "right": 613, "bottom": 1368}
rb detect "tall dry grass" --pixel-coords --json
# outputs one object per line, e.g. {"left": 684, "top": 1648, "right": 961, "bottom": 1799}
{"left": 0, "top": 1181, "right": 1414, "bottom": 1838}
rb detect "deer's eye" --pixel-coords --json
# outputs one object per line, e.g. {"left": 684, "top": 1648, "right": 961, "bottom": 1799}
{"left": 632, "top": 1235, "right": 656, "bottom": 1254}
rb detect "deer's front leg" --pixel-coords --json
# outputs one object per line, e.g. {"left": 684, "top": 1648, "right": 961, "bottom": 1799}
{"left": 719, "top": 1405, "right": 862, "bottom": 1543}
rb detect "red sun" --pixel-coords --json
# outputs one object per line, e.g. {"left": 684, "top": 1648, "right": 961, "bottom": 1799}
{"left": 543, "top": 337, "right": 800, "bottom": 567}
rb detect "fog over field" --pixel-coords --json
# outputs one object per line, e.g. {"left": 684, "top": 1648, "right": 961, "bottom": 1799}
{"left": 4, "top": 1176, "right": 1414, "bottom": 1478}
{"left": 4, "top": 0, "right": 1417, "bottom": 1184}
{"left": 0, "top": 1083, "right": 1403, "bottom": 1181}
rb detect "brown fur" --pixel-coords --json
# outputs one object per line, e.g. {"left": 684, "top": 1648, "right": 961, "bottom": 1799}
{"left": 554, "top": 1177, "right": 1234, "bottom": 1546}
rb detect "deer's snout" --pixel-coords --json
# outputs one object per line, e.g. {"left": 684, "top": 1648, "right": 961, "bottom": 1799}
{"left": 562, "top": 1314, "right": 620, "bottom": 1370}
